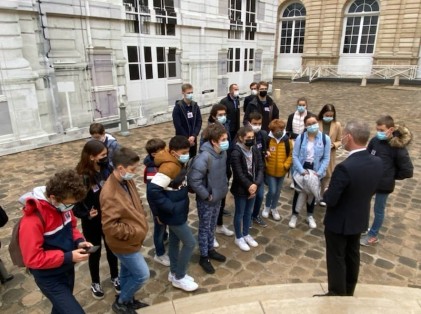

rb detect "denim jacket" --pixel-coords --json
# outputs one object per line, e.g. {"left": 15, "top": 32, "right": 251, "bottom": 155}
{"left": 292, "top": 131, "right": 331, "bottom": 178}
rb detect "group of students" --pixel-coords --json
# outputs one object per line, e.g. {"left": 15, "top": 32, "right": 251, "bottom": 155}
{"left": 14, "top": 81, "right": 413, "bottom": 314}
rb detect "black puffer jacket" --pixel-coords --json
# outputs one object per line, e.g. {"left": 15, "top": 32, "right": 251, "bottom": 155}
{"left": 230, "top": 144, "right": 264, "bottom": 197}
{"left": 367, "top": 125, "right": 414, "bottom": 193}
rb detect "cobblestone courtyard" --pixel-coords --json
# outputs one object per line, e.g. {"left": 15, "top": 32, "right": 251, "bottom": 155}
{"left": 0, "top": 80, "right": 420, "bottom": 313}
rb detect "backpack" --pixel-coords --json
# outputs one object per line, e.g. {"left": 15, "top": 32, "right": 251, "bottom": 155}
{"left": 186, "top": 152, "right": 212, "bottom": 194}
{"left": 266, "top": 133, "right": 291, "bottom": 157}
{"left": 9, "top": 209, "right": 45, "bottom": 267}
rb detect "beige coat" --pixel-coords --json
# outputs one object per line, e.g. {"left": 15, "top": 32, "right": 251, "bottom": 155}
{"left": 319, "top": 121, "right": 342, "bottom": 191}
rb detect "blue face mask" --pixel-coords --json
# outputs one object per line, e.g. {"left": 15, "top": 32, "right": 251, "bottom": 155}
{"left": 56, "top": 203, "right": 74, "bottom": 212}
{"left": 323, "top": 117, "right": 333, "bottom": 123}
{"left": 121, "top": 171, "right": 136, "bottom": 181}
{"left": 178, "top": 154, "right": 190, "bottom": 164}
{"left": 297, "top": 106, "right": 306, "bottom": 113}
{"left": 307, "top": 123, "right": 319, "bottom": 134}
{"left": 217, "top": 115, "right": 227, "bottom": 124}
{"left": 185, "top": 93, "right": 193, "bottom": 101}
{"left": 376, "top": 131, "right": 388, "bottom": 141}
{"left": 219, "top": 140, "right": 229, "bottom": 151}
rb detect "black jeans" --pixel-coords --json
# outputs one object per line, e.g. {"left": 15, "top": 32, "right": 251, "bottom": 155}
{"left": 33, "top": 268, "right": 85, "bottom": 314}
{"left": 82, "top": 218, "right": 118, "bottom": 283}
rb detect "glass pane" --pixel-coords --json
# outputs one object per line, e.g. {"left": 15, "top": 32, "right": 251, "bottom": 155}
{"left": 235, "top": 60, "right": 240, "bottom": 72}
{"left": 367, "top": 45, "right": 374, "bottom": 53}
{"left": 249, "top": 60, "right": 253, "bottom": 71}
{"left": 145, "top": 64, "right": 153, "bottom": 79}
{"left": 244, "top": 60, "right": 247, "bottom": 71}
{"left": 168, "top": 63, "right": 176, "bottom": 77}
{"left": 144, "top": 47, "right": 152, "bottom": 62}
{"left": 156, "top": 47, "right": 165, "bottom": 62}
{"left": 153, "top": 0, "right": 161, "bottom": 9}
{"left": 127, "top": 46, "right": 138, "bottom": 62}
{"left": 167, "top": 24, "right": 176, "bottom": 36}
{"left": 168, "top": 48, "right": 176, "bottom": 61}
{"left": 235, "top": 48, "right": 241, "bottom": 59}
{"left": 165, "top": 0, "right": 174, "bottom": 8}
{"left": 368, "top": 35, "right": 375, "bottom": 44}
{"left": 129, "top": 64, "right": 140, "bottom": 80}
{"left": 157, "top": 63, "right": 166, "bottom": 78}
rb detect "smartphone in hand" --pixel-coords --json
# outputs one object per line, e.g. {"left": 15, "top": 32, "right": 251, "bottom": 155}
{"left": 83, "top": 245, "right": 100, "bottom": 254}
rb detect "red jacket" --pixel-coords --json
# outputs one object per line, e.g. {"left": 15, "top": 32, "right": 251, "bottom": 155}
{"left": 19, "top": 187, "right": 85, "bottom": 276}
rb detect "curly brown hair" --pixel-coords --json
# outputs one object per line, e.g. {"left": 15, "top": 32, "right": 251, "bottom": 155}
{"left": 45, "top": 169, "right": 87, "bottom": 202}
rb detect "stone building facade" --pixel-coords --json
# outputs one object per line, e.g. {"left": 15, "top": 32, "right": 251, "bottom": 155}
{"left": 0, "top": 0, "right": 278, "bottom": 155}
{"left": 274, "top": 0, "right": 421, "bottom": 78}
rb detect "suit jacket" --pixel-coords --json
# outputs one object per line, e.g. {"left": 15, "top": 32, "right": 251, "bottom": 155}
{"left": 323, "top": 150, "right": 383, "bottom": 235}
{"left": 220, "top": 94, "right": 240, "bottom": 133}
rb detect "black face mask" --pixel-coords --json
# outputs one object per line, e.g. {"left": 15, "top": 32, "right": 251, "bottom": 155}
{"left": 97, "top": 157, "right": 108, "bottom": 167}
{"left": 244, "top": 139, "right": 254, "bottom": 147}
{"left": 259, "top": 91, "right": 267, "bottom": 97}
{"left": 274, "top": 131, "right": 284, "bottom": 139}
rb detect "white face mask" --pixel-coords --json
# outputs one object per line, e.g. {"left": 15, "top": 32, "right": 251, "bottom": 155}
{"left": 233, "top": 91, "right": 239, "bottom": 97}
{"left": 251, "top": 125, "right": 261, "bottom": 133}
{"left": 251, "top": 90, "right": 258, "bottom": 96}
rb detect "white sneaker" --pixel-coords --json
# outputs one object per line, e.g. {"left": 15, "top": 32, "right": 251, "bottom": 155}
{"left": 213, "top": 238, "right": 219, "bottom": 248}
{"left": 216, "top": 225, "right": 234, "bottom": 236}
{"left": 290, "top": 182, "right": 295, "bottom": 189}
{"left": 289, "top": 215, "right": 298, "bottom": 228}
{"left": 244, "top": 235, "right": 258, "bottom": 247}
{"left": 168, "top": 272, "right": 195, "bottom": 282}
{"left": 261, "top": 207, "right": 270, "bottom": 218}
{"left": 306, "top": 216, "right": 317, "bottom": 229}
{"left": 171, "top": 276, "right": 199, "bottom": 292}
{"left": 234, "top": 237, "right": 250, "bottom": 251}
{"left": 154, "top": 254, "right": 170, "bottom": 267}
{"left": 271, "top": 209, "right": 281, "bottom": 221}
{"left": 319, "top": 201, "right": 326, "bottom": 207}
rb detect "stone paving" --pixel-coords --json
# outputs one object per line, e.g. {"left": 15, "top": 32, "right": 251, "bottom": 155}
{"left": 0, "top": 80, "right": 420, "bottom": 313}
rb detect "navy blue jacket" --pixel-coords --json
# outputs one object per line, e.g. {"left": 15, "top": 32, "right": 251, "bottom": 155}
{"left": 172, "top": 100, "right": 202, "bottom": 138}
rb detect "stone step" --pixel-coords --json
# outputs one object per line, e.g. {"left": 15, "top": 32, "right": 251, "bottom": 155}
{"left": 140, "top": 283, "right": 421, "bottom": 314}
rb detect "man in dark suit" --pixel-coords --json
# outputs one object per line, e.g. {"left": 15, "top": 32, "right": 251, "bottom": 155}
{"left": 219, "top": 83, "right": 241, "bottom": 142}
{"left": 319, "top": 120, "right": 383, "bottom": 297}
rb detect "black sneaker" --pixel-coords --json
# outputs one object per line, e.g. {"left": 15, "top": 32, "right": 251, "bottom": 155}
{"left": 199, "top": 256, "right": 215, "bottom": 274}
{"left": 112, "top": 297, "right": 136, "bottom": 314}
{"left": 128, "top": 298, "right": 149, "bottom": 310}
{"left": 111, "top": 277, "right": 121, "bottom": 294}
{"left": 91, "top": 283, "right": 105, "bottom": 299}
{"left": 208, "top": 249, "right": 226, "bottom": 262}
{"left": 252, "top": 215, "right": 268, "bottom": 228}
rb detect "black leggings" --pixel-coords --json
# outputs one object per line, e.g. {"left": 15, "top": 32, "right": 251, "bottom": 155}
{"left": 82, "top": 218, "right": 118, "bottom": 283}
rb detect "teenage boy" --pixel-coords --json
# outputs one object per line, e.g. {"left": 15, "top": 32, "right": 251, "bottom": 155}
{"left": 220, "top": 83, "right": 241, "bottom": 142}
{"left": 144, "top": 138, "right": 170, "bottom": 266}
{"left": 89, "top": 122, "right": 120, "bottom": 167}
{"left": 101, "top": 147, "right": 150, "bottom": 314}
{"left": 172, "top": 83, "right": 202, "bottom": 158}
{"left": 248, "top": 112, "right": 268, "bottom": 227}
{"left": 244, "top": 81, "right": 279, "bottom": 132}
{"left": 360, "top": 115, "right": 413, "bottom": 246}
{"left": 147, "top": 136, "right": 198, "bottom": 292}
{"left": 20, "top": 169, "right": 91, "bottom": 314}
{"left": 243, "top": 82, "right": 258, "bottom": 113}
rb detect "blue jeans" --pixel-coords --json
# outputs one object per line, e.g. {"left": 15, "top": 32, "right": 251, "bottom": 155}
{"left": 265, "top": 175, "right": 285, "bottom": 209}
{"left": 233, "top": 195, "right": 255, "bottom": 238}
{"left": 368, "top": 193, "right": 389, "bottom": 238}
{"left": 114, "top": 252, "right": 150, "bottom": 303}
{"left": 32, "top": 268, "right": 85, "bottom": 314}
{"left": 168, "top": 222, "right": 196, "bottom": 280}
{"left": 251, "top": 183, "right": 265, "bottom": 218}
{"left": 153, "top": 216, "right": 167, "bottom": 256}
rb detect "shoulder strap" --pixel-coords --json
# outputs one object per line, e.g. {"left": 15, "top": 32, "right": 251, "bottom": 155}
{"left": 322, "top": 133, "right": 326, "bottom": 147}
{"left": 284, "top": 137, "right": 290, "bottom": 157}
{"left": 34, "top": 210, "right": 46, "bottom": 229}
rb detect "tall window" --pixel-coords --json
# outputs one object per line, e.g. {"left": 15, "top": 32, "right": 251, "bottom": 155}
{"left": 124, "top": 0, "right": 151, "bottom": 34}
{"left": 228, "top": 48, "right": 253, "bottom": 73}
{"left": 228, "top": 0, "right": 256, "bottom": 40}
{"left": 154, "top": 0, "right": 176, "bottom": 36}
{"left": 342, "top": 0, "right": 379, "bottom": 54}
{"left": 127, "top": 46, "right": 177, "bottom": 80}
{"left": 280, "top": 3, "right": 306, "bottom": 53}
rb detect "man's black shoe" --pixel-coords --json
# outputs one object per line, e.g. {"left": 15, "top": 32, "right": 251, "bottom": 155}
{"left": 199, "top": 256, "right": 215, "bottom": 274}
{"left": 313, "top": 292, "right": 337, "bottom": 297}
{"left": 252, "top": 216, "right": 268, "bottom": 228}
{"left": 208, "top": 249, "right": 226, "bottom": 262}
{"left": 0, "top": 274, "right": 13, "bottom": 284}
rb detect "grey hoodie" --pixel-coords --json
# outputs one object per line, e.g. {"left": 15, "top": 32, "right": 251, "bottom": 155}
{"left": 187, "top": 141, "right": 228, "bottom": 203}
